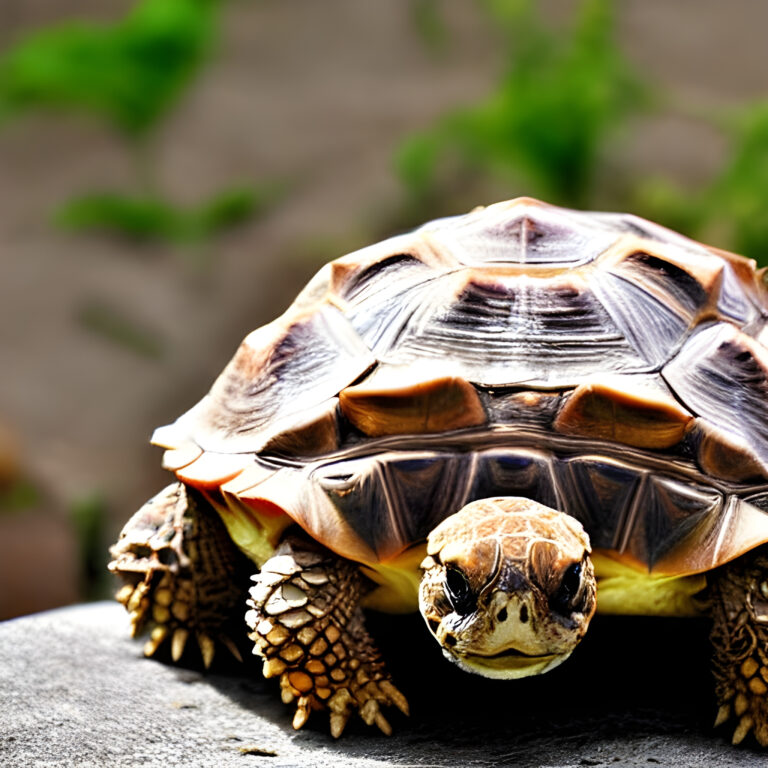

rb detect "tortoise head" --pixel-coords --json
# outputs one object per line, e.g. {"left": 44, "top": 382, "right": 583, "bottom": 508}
{"left": 419, "top": 497, "right": 596, "bottom": 679}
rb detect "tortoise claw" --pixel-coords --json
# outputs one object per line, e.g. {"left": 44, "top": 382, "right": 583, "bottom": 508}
{"left": 373, "top": 710, "right": 392, "bottom": 736}
{"left": 379, "top": 679, "right": 410, "bottom": 716}
{"left": 197, "top": 632, "right": 215, "bottom": 669}
{"left": 171, "top": 628, "right": 188, "bottom": 662}
{"left": 220, "top": 634, "right": 243, "bottom": 663}
{"left": 733, "top": 715, "right": 754, "bottom": 745}
{"left": 292, "top": 696, "right": 313, "bottom": 730}
{"left": 143, "top": 625, "right": 168, "bottom": 657}
{"left": 714, "top": 703, "right": 730, "bottom": 728}
{"left": 330, "top": 711, "right": 349, "bottom": 739}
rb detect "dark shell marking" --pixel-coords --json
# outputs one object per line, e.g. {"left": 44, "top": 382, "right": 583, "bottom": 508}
{"left": 153, "top": 198, "right": 768, "bottom": 575}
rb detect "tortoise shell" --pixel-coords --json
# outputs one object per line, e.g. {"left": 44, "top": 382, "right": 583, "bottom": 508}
{"left": 153, "top": 197, "right": 768, "bottom": 599}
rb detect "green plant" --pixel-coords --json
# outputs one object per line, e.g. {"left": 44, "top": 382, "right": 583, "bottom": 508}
{"left": 0, "top": 0, "right": 268, "bottom": 247}
{"left": 700, "top": 104, "right": 768, "bottom": 264}
{"left": 397, "top": 0, "right": 648, "bottom": 209}
{"left": 57, "top": 186, "right": 271, "bottom": 245}
{"left": 0, "top": 0, "right": 216, "bottom": 138}
{"left": 636, "top": 102, "right": 768, "bottom": 267}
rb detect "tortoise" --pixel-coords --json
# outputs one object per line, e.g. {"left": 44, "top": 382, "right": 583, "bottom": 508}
{"left": 109, "top": 197, "right": 768, "bottom": 744}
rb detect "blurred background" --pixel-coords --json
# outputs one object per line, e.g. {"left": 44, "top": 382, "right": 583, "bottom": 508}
{"left": 2, "top": 0, "right": 768, "bottom": 620}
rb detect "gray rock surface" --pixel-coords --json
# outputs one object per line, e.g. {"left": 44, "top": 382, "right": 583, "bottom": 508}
{"left": 1, "top": 602, "right": 766, "bottom": 767}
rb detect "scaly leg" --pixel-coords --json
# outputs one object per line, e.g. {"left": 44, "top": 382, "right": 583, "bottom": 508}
{"left": 709, "top": 544, "right": 768, "bottom": 746}
{"left": 109, "top": 482, "right": 251, "bottom": 666}
{"left": 246, "top": 533, "right": 409, "bottom": 737}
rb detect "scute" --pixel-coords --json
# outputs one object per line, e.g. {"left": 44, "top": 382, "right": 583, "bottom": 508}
{"left": 589, "top": 269, "right": 692, "bottom": 369}
{"left": 693, "top": 420, "right": 768, "bottom": 483}
{"left": 309, "top": 451, "right": 473, "bottom": 561}
{"left": 631, "top": 476, "right": 723, "bottom": 569}
{"left": 554, "top": 378, "right": 693, "bottom": 450}
{"left": 555, "top": 456, "right": 641, "bottom": 550}
{"left": 215, "top": 445, "right": 768, "bottom": 581}
{"left": 149, "top": 197, "right": 768, "bottom": 579}
{"left": 468, "top": 449, "right": 560, "bottom": 510}
{"left": 663, "top": 323, "right": 768, "bottom": 477}
{"left": 156, "top": 305, "right": 375, "bottom": 456}
{"left": 419, "top": 197, "right": 619, "bottom": 266}
{"left": 610, "top": 249, "right": 710, "bottom": 317}
{"left": 339, "top": 368, "right": 485, "bottom": 436}
{"left": 387, "top": 270, "right": 647, "bottom": 387}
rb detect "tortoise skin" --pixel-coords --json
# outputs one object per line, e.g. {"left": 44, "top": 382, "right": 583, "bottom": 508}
{"left": 153, "top": 198, "right": 768, "bottom": 590}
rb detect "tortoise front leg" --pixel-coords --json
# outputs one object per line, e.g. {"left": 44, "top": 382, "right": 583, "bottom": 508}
{"left": 246, "top": 533, "right": 409, "bottom": 737}
{"left": 709, "top": 545, "right": 768, "bottom": 746}
{"left": 109, "top": 482, "right": 251, "bottom": 666}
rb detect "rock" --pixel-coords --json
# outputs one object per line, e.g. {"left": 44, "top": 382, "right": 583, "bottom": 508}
{"left": 0, "top": 602, "right": 765, "bottom": 767}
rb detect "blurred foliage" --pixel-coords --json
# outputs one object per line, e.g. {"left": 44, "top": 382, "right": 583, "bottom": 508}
{"left": 0, "top": 0, "right": 215, "bottom": 137}
{"left": 71, "top": 494, "right": 110, "bottom": 601}
{"left": 57, "top": 186, "right": 270, "bottom": 245}
{"left": 0, "top": 0, "right": 270, "bottom": 248}
{"left": 410, "top": 0, "right": 450, "bottom": 57}
{"left": 708, "top": 105, "right": 768, "bottom": 262}
{"left": 400, "top": 0, "right": 768, "bottom": 266}
{"left": 642, "top": 103, "right": 768, "bottom": 265}
{"left": 398, "top": 0, "right": 648, "bottom": 209}
{"left": 77, "top": 300, "right": 165, "bottom": 359}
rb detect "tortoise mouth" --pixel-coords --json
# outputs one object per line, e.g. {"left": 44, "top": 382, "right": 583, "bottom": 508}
{"left": 446, "top": 646, "right": 569, "bottom": 679}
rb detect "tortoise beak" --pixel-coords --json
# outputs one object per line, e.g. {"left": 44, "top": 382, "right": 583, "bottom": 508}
{"left": 448, "top": 647, "right": 570, "bottom": 679}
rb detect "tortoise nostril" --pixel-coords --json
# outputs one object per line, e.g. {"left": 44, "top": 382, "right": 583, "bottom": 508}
{"left": 444, "top": 633, "right": 457, "bottom": 648}
{"left": 157, "top": 548, "right": 178, "bottom": 566}
{"left": 497, "top": 607, "right": 508, "bottom": 622}
{"left": 519, "top": 604, "right": 529, "bottom": 624}
{"left": 428, "top": 618, "right": 440, "bottom": 634}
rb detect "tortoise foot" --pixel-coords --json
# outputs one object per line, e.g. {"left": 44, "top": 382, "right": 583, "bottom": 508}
{"left": 246, "top": 535, "right": 409, "bottom": 737}
{"left": 709, "top": 544, "right": 768, "bottom": 746}
{"left": 109, "top": 482, "right": 250, "bottom": 667}
{"left": 713, "top": 651, "right": 768, "bottom": 746}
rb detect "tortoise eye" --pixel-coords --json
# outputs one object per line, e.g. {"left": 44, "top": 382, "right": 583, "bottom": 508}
{"left": 445, "top": 566, "right": 476, "bottom": 615}
{"left": 550, "top": 562, "right": 582, "bottom": 615}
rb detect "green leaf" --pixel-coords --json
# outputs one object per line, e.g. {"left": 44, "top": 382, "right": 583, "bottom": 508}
{"left": 396, "top": 0, "right": 649, "bottom": 208}
{"left": 703, "top": 103, "right": 768, "bottom": 264}
{"left": 0, "top": 0, "right": 218, "bottom": 137}
{"left": 55, "top": 185, "right": 271, "bottom": 245}
{"left": 395, "top": 132, "right": 446, "bottom": 199}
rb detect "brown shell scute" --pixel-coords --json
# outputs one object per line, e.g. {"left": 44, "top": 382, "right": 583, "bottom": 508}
{"left": 663, "top": 323, "right": 768, "bottom": 476}
{"left": 419, "top": 197, "right": 620, "bottom": 267}
{"left": 339, "top": 370, "right": 485, "bottom": 437}
{"left": 152, "top": 197, "right": 768, "bottom": 574}
{"left": 554, "top": 379, "right": 693, "bottom": 450}
{"left": 188, "top": 306, "right": 375, "bottom": 454}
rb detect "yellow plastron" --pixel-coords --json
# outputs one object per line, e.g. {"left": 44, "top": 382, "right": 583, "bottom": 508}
{"left": 592, "top": 551, "right": 707, "bottom": 617}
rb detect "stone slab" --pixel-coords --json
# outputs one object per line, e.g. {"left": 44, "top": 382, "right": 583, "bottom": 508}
{"left": 0, "top": 602, "right": 766, "bottom": 767}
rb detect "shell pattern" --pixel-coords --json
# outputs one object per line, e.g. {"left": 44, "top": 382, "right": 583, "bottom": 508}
{"left": 154, "top": 198, "right": 768, "bottom": 577}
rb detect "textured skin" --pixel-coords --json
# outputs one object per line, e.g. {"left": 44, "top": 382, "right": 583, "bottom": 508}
{"left": 710, "top": 545, "right": 768, "bottom": 745}
{"left": 419, "top": 499, "right": 597, "bottom": 678}
{"left": 245, "top": 534, "right": 408, "bottom": 736}
{"left": 109, "top": 483, "right": 251, "bottom": 665}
